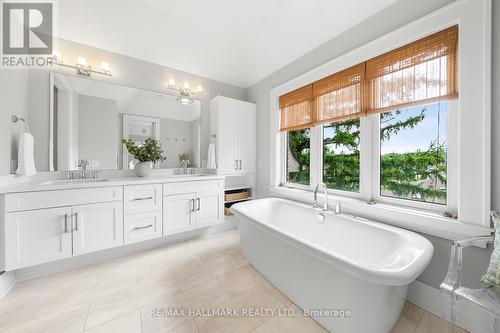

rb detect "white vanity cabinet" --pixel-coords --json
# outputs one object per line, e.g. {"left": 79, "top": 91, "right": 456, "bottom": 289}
{"left": 196, "top": 188, "right": 224, "bottom": 227}
{"left": 72, "top": 201, "right": 123, "bottom": 255}
{"left": 163, "top": 179, "right": 224, "bottom": 234}
{"left": 123, "top": 184, "right": 163, "bottom": 244}
{"left": 210, "top": 96, "right": 256, "bottom": 175}
{"left": 163, "top": 193, "right": 196, "bottom": 234}
{"left": 1, "top": 177, "right": 225, "bottom": 272}
{"left": 5, "top": 207, "right": 73, "bottom": 269}
{"left": 4, "top": 187, "right": 124, "bottom": 270}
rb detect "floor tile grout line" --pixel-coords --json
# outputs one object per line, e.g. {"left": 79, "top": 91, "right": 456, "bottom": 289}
{"left": 193, "top": 316, "right": 201, "bottom": 333}
{"left": 82, "top": 301, "right": 91, "bottom": 331}
{"left": 138, "top": 308, "right": 143, "bottom": 333}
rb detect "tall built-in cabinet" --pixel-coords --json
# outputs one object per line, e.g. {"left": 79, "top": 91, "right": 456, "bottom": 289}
{"left": 210, "top": 96, "right": 256, "bottom": 175}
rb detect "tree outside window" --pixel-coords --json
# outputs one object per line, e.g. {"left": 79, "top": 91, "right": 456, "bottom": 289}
{"left": 286, "top": 102, "right": 447, "bottom": 204}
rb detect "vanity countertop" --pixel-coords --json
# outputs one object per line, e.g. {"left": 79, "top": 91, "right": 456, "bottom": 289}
{"left": 0, "top": 174, "right": 225, "bottom": 194}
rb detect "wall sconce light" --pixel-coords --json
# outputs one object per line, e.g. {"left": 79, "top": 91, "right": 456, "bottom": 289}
{"left": 166, "top": 78, "right": 204, "bottom": 105}
{"left": 51, "top": 51, "right": 112, "bottom": 77}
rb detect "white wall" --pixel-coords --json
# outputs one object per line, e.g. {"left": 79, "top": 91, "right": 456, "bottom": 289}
{"left": 0, "top": 70, "right": 29, "bottom": 175}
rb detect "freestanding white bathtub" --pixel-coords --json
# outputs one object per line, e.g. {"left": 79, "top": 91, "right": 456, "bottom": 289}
{"left": 231, "top": 198, "right": 433, "bottom": 333}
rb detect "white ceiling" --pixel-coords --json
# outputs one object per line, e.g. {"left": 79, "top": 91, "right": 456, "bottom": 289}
{"left": 55, "top": 0, "right": 397, "bottom": 87}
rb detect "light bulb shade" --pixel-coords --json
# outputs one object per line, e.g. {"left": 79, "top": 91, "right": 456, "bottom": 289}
{"left": 197, "top": 86, "right": 203, "bottom": 93}
{"left": 52, "top": 50, "right": 61, "bottom": 60}
{"left": 77, "top": 56, "right": 87, "bottom": 65}
{"left": 177, "top": 96, "right": 194, "bottom": 105}
{"left": 183, "top": 82, "right": 190, "bottom": 89}
{"left": 100, "top": 62, "right": 109, "bottom": 71}
{"left": 168, "top": 78, "right": 176, "bottom": 86}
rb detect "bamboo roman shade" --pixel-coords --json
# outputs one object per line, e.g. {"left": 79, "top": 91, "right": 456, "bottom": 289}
{"left": 313, "top": 63, "right": 365, "bottom": 125}
{"left": 279, "top": 25, "right": 458, "bottom": 131}
{"left": 279, "top": 84, "right": 314, "bottom": 131}
{"left": 365, "top": 25, "right": 458, "bottom": 113}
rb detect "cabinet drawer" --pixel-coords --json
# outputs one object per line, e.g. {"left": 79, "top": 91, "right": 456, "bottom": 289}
{"left": 124, "top": 211, "right": 163, "bottom": 244}
{"left": 124, "top": 184, "right": 162, "bottom": 214}
{"left": 5, "top": 187, "right": 123, "bottom": 213}
{"left": 163, "top": 180, "right": 222, "bottom": 196}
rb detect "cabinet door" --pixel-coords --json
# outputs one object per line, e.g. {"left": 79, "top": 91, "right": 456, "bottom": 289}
{"left": 195, "top": 192, "right": 223, "bottom": 227}
{"left": 215, "top": 98, "right": 239, "bottom": 174}
{"left": 163, "top": 193, "right": 195, "bottom": 235}
{"left": 237, "top": 102, "right": 256, "bottom": 174}
{"left": 72, "top": 201, "right": 124, "bottom": 256}
{"left": 5, "top": 207, "right": 72, "bottom": 270}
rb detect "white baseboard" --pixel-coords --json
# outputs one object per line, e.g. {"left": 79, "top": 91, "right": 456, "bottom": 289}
{"left": 408, "top": 280, "right": 496, "bottom": 333}
{"left": 0, "top": 271, "right": 16, "bottom": 300}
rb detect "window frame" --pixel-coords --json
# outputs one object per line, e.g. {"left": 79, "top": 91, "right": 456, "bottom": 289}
{"left": 281, "top": 129, "right": 312, "bottom": 190}
{"left": 270, "top": 0, "right": 491, "bottom": 232}
{"left": 370, "top": 100, "right": 458, "bottom": 213}
{"left": 281, "top": 100, "right": 457, "bottom": 214}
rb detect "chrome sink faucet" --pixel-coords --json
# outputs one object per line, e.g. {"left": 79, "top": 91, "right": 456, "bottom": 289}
{"left": 78, "top": 159, "right": 89, "bottom": 179}
{"left": 313, "top": 182, "right": 328, "bottom": 211}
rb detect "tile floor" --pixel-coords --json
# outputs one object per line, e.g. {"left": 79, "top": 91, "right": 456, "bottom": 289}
{"left": 0, "top": 229, "right": 468, "bottom": 333}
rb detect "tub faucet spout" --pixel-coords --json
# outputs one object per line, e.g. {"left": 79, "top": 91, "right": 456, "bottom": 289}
{"left": 313, "top": 182, "right": 328, "bottom": 211}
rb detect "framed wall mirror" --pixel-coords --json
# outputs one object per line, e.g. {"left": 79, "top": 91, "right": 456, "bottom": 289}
{"left": 49, "top": 73, "right": 202, "bottom": 171}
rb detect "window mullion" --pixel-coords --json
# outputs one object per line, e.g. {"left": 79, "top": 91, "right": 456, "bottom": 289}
{"left": 359, "top": 116, "right": 373, "bottom": 202}
{"left": 370, "top": 114, "right": 380, "bottom": 202}
{"left": 309, "top": 125, "right": 322, "bottom": 189}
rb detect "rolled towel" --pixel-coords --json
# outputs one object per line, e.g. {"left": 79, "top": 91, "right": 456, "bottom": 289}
{"left": 207, "top": 142, "right": 216, "bottom": 169}
{"left": 16, "top": 132, "right": 36, "bottom": 176}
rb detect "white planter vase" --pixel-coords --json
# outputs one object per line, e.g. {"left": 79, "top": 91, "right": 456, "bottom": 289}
{"left": 134, "top": 162, "right": 151, "bottom": 177}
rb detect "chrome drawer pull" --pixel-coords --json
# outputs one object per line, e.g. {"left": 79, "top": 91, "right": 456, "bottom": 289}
{"left": 132, "top": 224, "right": 153, "bottom": 231}
{"left": 133, "top": 196, "right": 153, "bottom": 201}
{"left": 196, "top": 198, "right": 201, "bottom": 211}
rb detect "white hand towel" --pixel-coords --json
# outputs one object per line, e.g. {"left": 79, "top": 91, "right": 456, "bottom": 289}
{"left": 16, "top": 132, "right": 37, "bottom": 176}
{"left": 207, "top": 142, "right": 216, "bottom": 169}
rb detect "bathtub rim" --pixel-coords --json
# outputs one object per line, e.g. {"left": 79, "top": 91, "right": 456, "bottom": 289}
{"left": 231, "top": 197, "right": 433, "bottom": 286}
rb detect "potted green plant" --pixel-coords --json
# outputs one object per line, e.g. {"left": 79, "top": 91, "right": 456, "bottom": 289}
{"left": 121, "top": 138, "right": 166, "bottom": 177}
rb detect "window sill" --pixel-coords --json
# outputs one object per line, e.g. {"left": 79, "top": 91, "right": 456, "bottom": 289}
{"left": 269, "top": 186, "right": 492, "bottom": 241}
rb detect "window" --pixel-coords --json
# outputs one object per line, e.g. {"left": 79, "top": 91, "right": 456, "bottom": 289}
{"left": 286, "top": 129, "right": 310, "bottom": 186}
{"left": 273, "top": 3, "right": 492, "bottom": 229}
{"left": 379, "top": 102, "right": 447, "bottom": 204}
{"left": 277, "top": 26, "right": 458, "bottom": 209}
{"left": 322, "top": 119, "right": 360, "bottom": 192}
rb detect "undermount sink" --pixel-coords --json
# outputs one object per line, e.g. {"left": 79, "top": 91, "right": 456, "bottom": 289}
{"left": 40, "top": 179, "right": 109, "bottom": 185}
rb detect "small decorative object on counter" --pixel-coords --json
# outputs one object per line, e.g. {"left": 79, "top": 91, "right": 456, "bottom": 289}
{"left": 179, "top": 153, "right": 190, "bottom": 169}
{"left": 121, "top": 138, "right": 166, "bottom": 177}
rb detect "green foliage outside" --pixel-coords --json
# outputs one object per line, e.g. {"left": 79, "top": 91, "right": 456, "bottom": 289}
{"left": 287, "top": 129, "right": 310, "bottom": 185}
{"left": 121, "top": 138, "right": 166, "bottom": 163}
{"left": 287, "top": 107, "right": 447, "bottom": 204}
